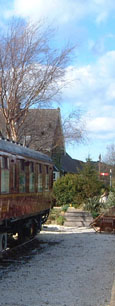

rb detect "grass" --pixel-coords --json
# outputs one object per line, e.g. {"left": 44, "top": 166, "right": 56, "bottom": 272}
{"left": 47, "top": 207, "right": 66, "bottom": 225}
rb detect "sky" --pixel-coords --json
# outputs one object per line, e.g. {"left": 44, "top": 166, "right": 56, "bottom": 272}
{"left": 0, "top": 0, "right": 115, "bottom": 162}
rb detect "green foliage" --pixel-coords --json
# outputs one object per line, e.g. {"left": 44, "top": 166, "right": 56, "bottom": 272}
{"left": 84, "top": 196, "right": 101, "bottom": 217}
{"left": 48, "top": 208, "right": 61, "bottom": 221}
{"left": 61, "top": 204, "right": 69, "bottom": 212}
{"left": 76, "top": 158, "right": 102, "bottom": 202}
{"left": 77, "top": 158, "right": 102, "bottom": 197}
{"left": 103, "top": 190, "right": 115, "bottom": 209}
{"left": 84, "top": 189, "right": 115, "bottom": 217}
{"left": 53, "top": 160, "right": 102, "bottom": 206}
{"left": 56, "top": 215, "right": 65, "bottom": 225}
{"left": 47, "top": 208, "right": 65, "bottom": 225}
{"left": 74, "top": 158, "right": 103, "bottom": 204}
{"left": 53, "top": 174, "right": 76, "bottom": 206}
{"left": 53, "top": 159, "right": 103, "bottom": 207}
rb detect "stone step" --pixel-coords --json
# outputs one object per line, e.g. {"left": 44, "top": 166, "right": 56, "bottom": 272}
{"left": 64, "top": 221, "right": 91, "bottom": 227}
{"left": 64, "top": 209, "right": 93, "bottom": 227}
{"left": 64, "top": 217, "right": 93, "bottom": 222}
{"left": 64, "top": 211, "right": 92, "bottom": 217}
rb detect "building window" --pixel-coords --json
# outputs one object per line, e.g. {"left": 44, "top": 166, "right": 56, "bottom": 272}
{"left": 1, "top": 156, "right": 9, "bottom": 193}
{"left": 53, "top": 171, "right": 60, "bottom": 181}
{"left": 19, "top": 159, "right": 26, "bottom": 193}
{"left": 53, "top": 172, "right": 56, "bottom": 181}
{"left": 38, "top": 164, "right": 42, "bottom": 192}
{"left": 29, "top": 162, "right": 35, "bottom": 192}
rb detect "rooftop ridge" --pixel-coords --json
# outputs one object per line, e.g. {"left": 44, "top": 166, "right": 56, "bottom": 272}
{"left": 0, "top": 136, "right": 23, "bottom": 146}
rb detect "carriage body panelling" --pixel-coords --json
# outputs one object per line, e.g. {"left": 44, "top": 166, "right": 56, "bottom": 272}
{"left": 0, "top": 139, "right": 53, "bottom": 237}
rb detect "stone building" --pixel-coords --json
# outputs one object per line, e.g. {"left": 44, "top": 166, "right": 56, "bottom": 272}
{"left": 0, "top": 108, "right": 83, "bottom": 178}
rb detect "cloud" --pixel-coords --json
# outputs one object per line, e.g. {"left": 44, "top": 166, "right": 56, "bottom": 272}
{"left": 0, "top": 0, "right": 115, "bottom": 160}
{"left": 96, "top": 11, "right": 108, "bottom": 24}
{"left": 88, "top": 33, "right": 115, "bottom": 57}
{"left": 63, "top": 50, "right": 115, "bottom": 104}
{"left": 61, "top": 50, "right": 115, "bottom": 140}
{"left": 87, "top": 116, "right": 115, "bottom": 133}
{"left": 5, "top": 0, "right": 115, "bottom": 26}
{"left": 1, "top": 1, "right": 115, "bottom": 52}
{"left": 13, "top": 0, "right": 87, "bottom": 24}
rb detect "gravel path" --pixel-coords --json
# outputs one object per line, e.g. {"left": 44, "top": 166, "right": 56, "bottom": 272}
{"left": 0, "top": 226, "right": 115, "bottom": 306}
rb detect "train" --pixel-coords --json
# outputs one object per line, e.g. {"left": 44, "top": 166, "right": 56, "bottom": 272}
{"left": 0, "top": 138, "right": 53, "bottom": 252}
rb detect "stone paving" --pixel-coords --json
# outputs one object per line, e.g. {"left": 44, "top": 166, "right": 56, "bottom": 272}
{"left": 0, "top": 226, "right": 114, "bottom": 306}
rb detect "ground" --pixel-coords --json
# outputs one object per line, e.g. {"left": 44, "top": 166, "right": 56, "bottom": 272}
{"left": 0, "top": 226, "right": 115, "bottom": 306}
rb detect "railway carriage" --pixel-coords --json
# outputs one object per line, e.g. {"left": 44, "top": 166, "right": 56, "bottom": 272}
{"left": 0, "top": 138, "right": 53, "bottom": 252}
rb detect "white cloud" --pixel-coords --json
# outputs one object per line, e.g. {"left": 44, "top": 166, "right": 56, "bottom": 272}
{"left": 61, "top": 50, "right": 115, "bottom": 140}
{"left": 96, "top": 11, "right": 108, "bottom": 24}
{"left": 87, "top": 117, "right": 115, "bottom": 132}
{"left": 13, "top": 0, "right": 87, "bottom": 24}
{"left": 106, "top": 83, "right": 115, "bottom": 100}
{"left": 0, "top": 0, "right": 115, "bottom": 160}
{"left": 98, "top": 51, "right": 115, "bottom": 77}
{"left": 7, "top": 0, "right": 115, "bottom": 26}
{"left": 63, "top": 50, "right": 115, "bottom": 104}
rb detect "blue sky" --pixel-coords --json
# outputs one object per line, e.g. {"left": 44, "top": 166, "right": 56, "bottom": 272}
{"left": 0, "top": 0, "right": 115, "bottom": 162}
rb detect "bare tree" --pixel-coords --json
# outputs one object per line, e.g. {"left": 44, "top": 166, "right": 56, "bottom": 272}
{"left": 62, "top": 110, "right": 86, "bottom": 144}
{"left": 103, "top": 144, "right": 115, "bottom": 166}
{"left": 0, "top": 18, "right": 74, "bottom": 142}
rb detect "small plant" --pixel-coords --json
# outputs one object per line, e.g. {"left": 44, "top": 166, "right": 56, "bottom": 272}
{"left": 103, "top": 191, "right": 115, "bottom": 209}
{"left": 72, "top": 203, "right": 83, "bottom": 209}
{"left": 61, "top": 204, "right": 69, "bottom": 212}
{"left": 85, "top": 196, "right": 101, "bottom": 217}
{"left": 47, "top": 208, "right": 65, "bottom": 225}
{"left": 56, "top": 215, "right": 65, "bottom": 225}
{"left": 47, "top": 208, "right": 61, "bottom": 223}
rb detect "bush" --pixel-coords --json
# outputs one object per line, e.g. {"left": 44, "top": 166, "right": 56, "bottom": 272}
{"left": 84, "top": 189, "right": 115, "bottom": 217}
{"left": 53, "top": 158, "right": 104, "bottom": 207}
{"left": 84, "top": 196, "right": 101, "bottom": 217}
{"left": 53, "top": 174, "right": 76, "bottom": 206}
{"left": 103, "top": 191, "right": 115, "bottom": 209}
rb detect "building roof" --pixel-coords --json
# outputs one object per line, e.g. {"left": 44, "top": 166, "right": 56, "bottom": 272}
{"left": 60, "top": 153, "right": 84, "bottom": 174}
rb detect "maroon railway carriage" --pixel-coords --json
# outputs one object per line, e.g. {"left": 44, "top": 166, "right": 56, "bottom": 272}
{"left": 0, "top": 138, "right": 53, "bottom": 252}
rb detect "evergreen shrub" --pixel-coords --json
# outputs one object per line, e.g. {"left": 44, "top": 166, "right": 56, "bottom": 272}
{"left": 53, "top": 174, "right": 76, "bottom": 206}
{"left": 53, "top": 158, "right": 103, "bottom": 207}
{"left": 103, "top": 190, "right": 115, "bottom": 209}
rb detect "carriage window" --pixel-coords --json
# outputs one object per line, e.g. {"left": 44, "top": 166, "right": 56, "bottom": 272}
{"left": 45, "top": 165, "right": 49, "bottom": 191}
{"left": 19, "top": 159, "right": 26, "bottom": 193}
{"left": 1, "top": 156, "right": 9, "bottom": 169}
{"left": 12, "top": 163, "right": 17, "bottom": 190}
{"left": 20, "top": 160, "right": 25, "bottom": 171}
{"left": 30, "top": 162, "right": 34, "bottom": 173}
{"left": 1, "top": 156, "right": 9, "bottom": 193}
{"left": 38, "top": 164, "right": 43, "bottom": 192}
{"left": 29, "top": 162, "right": 35, "bottom": 192}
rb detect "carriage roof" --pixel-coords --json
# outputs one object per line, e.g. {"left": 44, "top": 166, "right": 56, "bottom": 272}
{"left": 0, "top": 138, "right": 52, "bottom": 164}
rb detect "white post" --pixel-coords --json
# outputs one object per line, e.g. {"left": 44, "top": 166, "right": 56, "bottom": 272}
{"left": 110, "top": 169, "right": 112, "bottom": 189}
